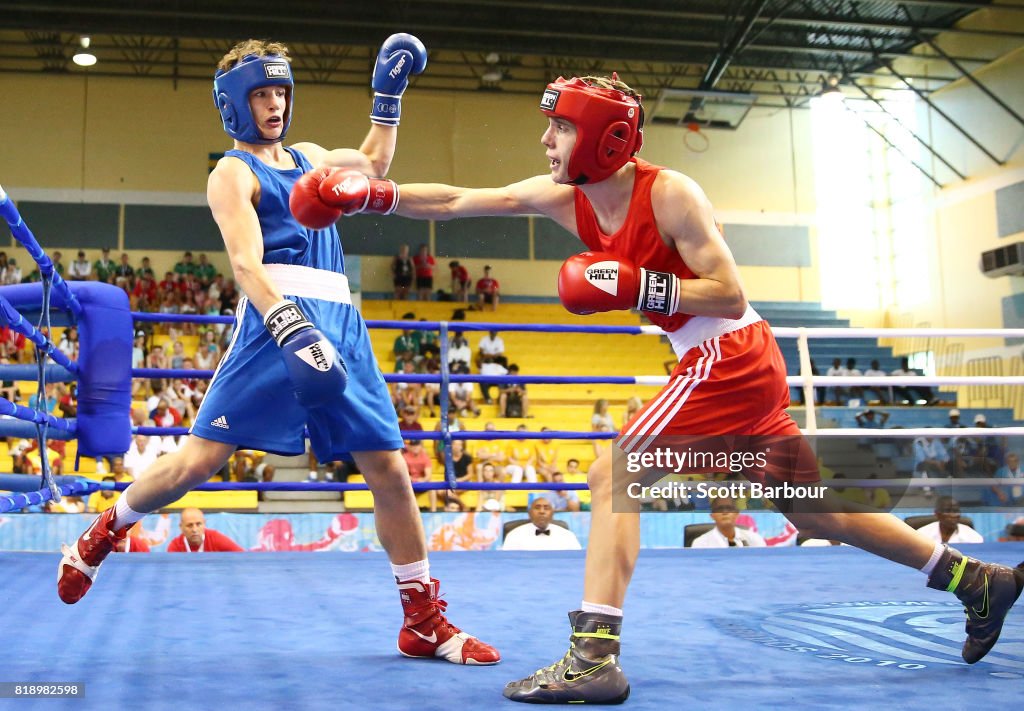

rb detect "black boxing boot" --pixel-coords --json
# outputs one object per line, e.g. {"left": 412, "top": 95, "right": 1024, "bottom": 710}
{"left": 503, "top": 611, "right": 629, "bottom": 704}
{"left": 926, "top": 546, "right": 1024, "bottom": 663}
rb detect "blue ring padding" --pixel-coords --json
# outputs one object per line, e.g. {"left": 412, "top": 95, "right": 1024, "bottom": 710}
{"left": 133, "top": 368, "right": 215, "bottom": 379}
{"left": 0, "top": 396, "right": 75, "bottom": 433}
{"left": 0, "top": 479, "right": 99, "bottom": 513}
{"left": 104, "top": 481, "right": 591, "bottom": 493}
{"left": 0, "top": 364, "right": 76, "bottom": 382}
{"left": 4, "top": 282, "right": 132, "bottom": 457}
{"left": 0, "top": 416, "right": 76, "bottom": 440}
{"left": 0, "top": 474, "right": 105, "bottom": 493}
{"left": 0, "top": 296, "right": 79, "bottom": 374}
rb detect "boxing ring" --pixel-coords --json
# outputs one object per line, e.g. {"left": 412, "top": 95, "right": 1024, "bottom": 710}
{"left": 1, "top": 187, "right": 1022, "bottom": 709}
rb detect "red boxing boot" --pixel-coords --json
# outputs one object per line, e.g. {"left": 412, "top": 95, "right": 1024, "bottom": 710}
{"left": 57, "top": 508, "right": 127, "bottom": 604}
{"left": 397, "top": 578, "right": 501, "bottom": 665}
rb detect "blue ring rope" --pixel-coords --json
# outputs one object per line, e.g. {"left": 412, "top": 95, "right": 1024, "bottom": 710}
{"left": 0, "top": 297, "right": 79, "bottom": 374}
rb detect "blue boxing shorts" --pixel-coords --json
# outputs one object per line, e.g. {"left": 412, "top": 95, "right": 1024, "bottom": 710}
{"left": 191, "top": 264, "right": 403, "bottom": 461}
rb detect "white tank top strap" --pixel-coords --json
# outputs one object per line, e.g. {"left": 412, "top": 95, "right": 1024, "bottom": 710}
{"left": 666, "top": 304, "right": 763, "bottom": 359}
{"left": 262, "top": 263, "right": 352, "bottom": 304}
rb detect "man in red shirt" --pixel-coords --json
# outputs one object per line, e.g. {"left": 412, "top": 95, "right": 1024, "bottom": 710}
{"left": 448, "top": 260, "right": 470, "bottom": 301}
{"left": 402, "top": 440, "right": 436, "bottom": 512}
{"left": 474, "top": 265, "right": 500, "bottom": 311}
{"left": 295, "top": 73, "right": 1023, "bottom": 702}
{"left": 412, "top": 244, "right": 435, "bottom": 301}
{"left": 166, "top": 507, "right": 243, "bottom": 552}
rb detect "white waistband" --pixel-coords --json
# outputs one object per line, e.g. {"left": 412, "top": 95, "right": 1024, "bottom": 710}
{"left": 667, "top": 304, "right": 763, "bottom": 358}
{"left": 262, "top": 263, "right": 352, "bottom": 304}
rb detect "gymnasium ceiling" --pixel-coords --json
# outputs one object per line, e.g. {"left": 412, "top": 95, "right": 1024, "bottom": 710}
{"left": 1, "top": 0, "right": 1023, "bottom": 115}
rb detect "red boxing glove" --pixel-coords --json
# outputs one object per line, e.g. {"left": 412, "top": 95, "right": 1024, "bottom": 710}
{"left": 289, "top": 168, "right": 343, "bottom": 229}
{"left": 318, "top": 168, "right": 399, "bottom": 216}
{"left": 557, "top": 251, "right": 680, "bottom": 316}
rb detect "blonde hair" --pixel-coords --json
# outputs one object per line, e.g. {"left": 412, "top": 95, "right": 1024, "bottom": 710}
{"left": 578, "top": 75, "right": 642, "bottom": 103}
{"left": 217, "top": 39, "right": 291, "bottom": 72}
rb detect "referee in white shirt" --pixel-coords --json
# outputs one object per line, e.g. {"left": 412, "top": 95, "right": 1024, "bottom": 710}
{"left": 503, "top": 497, "right": 582, "bottom": 551}
{"left": 691, "top": 497, "right": 767, "bottom": 549}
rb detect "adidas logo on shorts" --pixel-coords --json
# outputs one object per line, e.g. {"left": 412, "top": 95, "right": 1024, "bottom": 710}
{"left": 211, "top": 415, "right": 230, "bottom": 430}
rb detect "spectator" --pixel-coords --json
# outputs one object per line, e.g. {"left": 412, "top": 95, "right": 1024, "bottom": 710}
{"left": 916, "top": 497, "right": 983, "bottom": 544}
{"left": 123, "top": 434, "right": 165, "bottom": 478}
{"left": 502, "top": 497, "right": 581, "bottom": 551}
{"left": 691, "top": 497, "right": 766, "bottom": 548}
{"left": 797, "top": 361, "right": 826, "bottom": 407}
{"left": 403, "top": 439, "right": 437, "bottom": 512}
{"left": 194, "top": 330, "right": 221, "bottom": 370}
{"left": 475, "top": 329, "right": 507, "bottom": 369}
{"left": 174, "top": 251, "right": 196, "bottom": 277}
{"left": 2, "top": 258, "right": 22, "bottom": 285}
{"left": 947, "top": 408, "right": 965, "bottom": 428}
{"left": 114, "top": 253, "right": 135, "bottom": 286}
{"left": 195, "top": 253, "right": 217, "bottom": 285}
{"left": 478, "top": 352, "right": 508, "bottom": 406}
{"left": 137, "top": 256, "right": 156, "bottom": 281}
{"left": 394, "top": 318, "right": 418, "bottom": 362}
{"left": 447, "top": 332, "right": 472, "bottom": 372}
{"left": 391, "top": 244, "right": 414, "bottom": 300}
{"left": 862, "top": 359, "right": 890, "bottom": 404}
{"left": 57, "top": 382, "right": 78, "bottom": 418}
{"left": 592, "top": 423, "right": 614, "bottom": 460}
{"left": 449, "top": 439, "right": 475, "bottom": 484}
{"left": 413, "top": 243, "right": 435, "bottom": 301}
{"left": 57, "top": 326, "right": 78, "bottom": 359}
{"left": 93, "top": 248, "right": 116, "bottom": 283}
{"left": 824, "top": 357, "right": 847, "bottom": 405}
{"left": 473, "top": 422, "right": 506, "bottom": 481}
{"left": 891, "top": 357, "right": 936, "bottom": 405}
{"left": 51, "top": 250, "right": 65, "bottom": 276}
{"left": 115, "top": 523, "right": 152, "bottom": 553}
{"left": 845, "top": 358, "right": 864, "bottom": 404}
{"left": 475, "top": 265, "right": 500, "bottom": 311}
{"left": 498, "top": 364, "right": 528, "bottom": 418}
{"left": 0, "top": 357, "right": 21, "bottom": 402}
{"left": 476, "top": 462, "right": 505, "bottom": 512}
{"left": 535, "top": 427, "right": 559, "bottom": 481}
{"left": 912, "top": 434, "right": 949, "bottom": 481}
{"left": 854, "top": 408, "right": 889, "bottom": 428}
{"left": 131, "top": 332, "right": 147, "bottom": 370}
{"left": 591, "top": 398, "right": 615, "bottom": 431}
{"left": 170, "top": 340, "right": 187, "bottom": 369}
{"left": 0, "top": 252, "right": 8, "bottom": 280}
{"left": 398, "top": 404, "right": 424, "bottom": 434}
{"left": 146, "top": 344, "right": 167, "bottom": 370}
{"left": 449, "top": 260, "right": 471, "bottom": 301}
{"left": 218, "top": 279, "right": 239, "bottom": 313}
{"left": 68, "top": 251, "right": 92, "bottom": 280}
{"left": 392, "top": 360, "right": 422, "bottom": 412}
{"left": 149, "top": 398, "right": 183, "bottom": 428}
{"left": 622, "top": 396, "right": 643, "bottom": 429}
{"left": 133, "top": 273, "right": 158, "bottom": 305}
{"left": 167, "top": 508, "right": 243, "bottom": 552}
{"left": 986, "top": 451, "right": 1024, "bottom": 507}
{"left": 233, "top": 449, "right": 275, "bottom": 482}
{"left": 87, "top": 476, "right": 119, "bottom": 513}
{"left": 505, "top": 424, "right": 538, "bottom": 483}
{"left": 550, "top": 472, "right": 581, "bottom": 512}
{"left": 414, "top": 319, "right": 440, "bottom": 360}
{"left": 48, "top": 496, "right": 86, "bottom": 514}
{"left": 448, "top": 362, "right": 480, "bottom": 417}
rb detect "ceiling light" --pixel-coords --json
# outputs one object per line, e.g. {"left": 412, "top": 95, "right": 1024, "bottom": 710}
{"left": 73, "top": 36, "right": 97, "bottom": 67}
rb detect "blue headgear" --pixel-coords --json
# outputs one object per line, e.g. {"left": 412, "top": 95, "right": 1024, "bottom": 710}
{"left": 212, "top": 54, "right": 294, "bottom": 144}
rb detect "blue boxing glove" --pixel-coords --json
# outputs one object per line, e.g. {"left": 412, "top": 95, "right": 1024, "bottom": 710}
{"left": 264, "top": 300, "right": 348, "bottom": 409}
{"left": 370, "top": 33, "right": 428, "bottom": 126}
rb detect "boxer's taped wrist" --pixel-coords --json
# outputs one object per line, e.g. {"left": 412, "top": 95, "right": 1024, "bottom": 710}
{"left": 637, "top": 269, "right": 677, "bottom": 316}
{"left": 264, "top": 299, "right": 312, "bottom": 346}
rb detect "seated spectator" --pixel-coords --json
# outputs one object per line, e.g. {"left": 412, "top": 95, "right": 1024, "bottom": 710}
{"left": 398, "top": 404, "right": 424, "bottom": 434}
{"left": 550, "top": 472, "right": 581, "bottom": 512}
{"left": 825, "top": 357, "right": 847, "bottom": 405}
{"left": 505, "top": 424, "right": 538, "bottom": 484}
{"left": 170, "top": 340, "right": 187, "bottom": 369}
{"left": 146, "top": 344, "right": 167, "bottom": 370}
{"left": 394, "top": 318, "right": 418, "bottom": 362}
{"left": 845, "top": 358, "right": 864, "bottom": 403}
{"left": 499, "top": 364, "right": 528, "bottom": 418}
{"left": 475, "top": 329, "right": 507, "bottom": 369}
{"left": 449, "top": 260, "right": 471, "bottom": 302}
{"left": 622, "top": 396, "right": 643, "bottom": 428}
{"left": 535, "top": 428, "right": 559, "bottom": 481}
{"left": 57, "top": 383, "right": 78, "bottom": 418}
{"left": 448, "top": 362, "right": 480, "bottom": 417}
{"left": 114, "top": 252, "right": 135, "bottom": 286}
{"left": 447, "top": 332, "right": 472, "bottom": 372}
{"left": 476, "top": 462, "right": 505, "bottom": 512}
{"left": 449, "top": 439, "right": 475, "bottom": 484}
{"left": 403, "top": 439, "right": 437, "bottom": 512}
{"left": 167, "top": 507, "right": 243, "bottom": 552}
{"left": 862, "top": 359, "right": 890, "bottom": 404}
{"left": 479, "top": 355, "right": 507, "bottom": 406}
{"left": 194, "top": 330, "right": 221, "bottom": 370}
{"left": 48, "top": 495, "right": 85, "bottom": 513}
{"left": 985, "top": 451, "right": 1024, "bottom": 507}
{"left": 591, "top": 398, "right": 615, "bottom": 431}
{"left": 473, "top": 423, "right": 506, "bottom": 481}
{"left": 891, "top": 357, "right": 936, "bottom": 405}
{"left": 414, "top": 319, "right": 440, "bottom": 359}
{"left": 174, "top": 251, "right": 197, "bottom": 277}
{"left": 234, "top": 449, "right": 275, "bottom": 482}
{"left": 68, "top": 250, "right": 92, "bottom": 280}
{"left": 854, "top": 408, "right": 889, "bottom": 428}
{"left": 392, "top": 360, "right": 423, "bottom": 412}
{"left": 916, "top": 497, "right": 983, "bottom": 544}
{"left": 123, "top": 434, "right": 169, "bottom": 477}
{"left": 137, "top": 256, "right": 156, "bottom": 281}
{"left": 502, "top": 497, "right": 581, "bottom": 551}
{"left": 150, "top": 397, "right": 183, "bottom": 428}
{"left": 93, "top": 248, "right": 115, "bottom": 283}
{"left": 87, "top": 476, "right": 119, "bottom": 513}
{"left": 913, "top": 434, "right": 949, "bottom": 481}
{"left": 565, "top": 458, "right": 582, "bottom": 477}
{"left": 691, "top": 497, "right": 766, "bottom": 548}
{"left": 57, "top": 325, "right": 79, "bottom": 359}
{"left": 475, "top": 265, "right": 500, "bottom": 311}
{"left": 593, "top": 423, "right": 614, "bottom": 460}
{"left": 2, "top": 258, "right": 22, "bottom": 285}
{"left": 195, "top": 253, "right": 217, "bottom": 285}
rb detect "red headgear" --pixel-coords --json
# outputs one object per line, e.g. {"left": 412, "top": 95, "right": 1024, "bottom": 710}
{"left": 539, "top": 76, "right": 644, "bottom": 185}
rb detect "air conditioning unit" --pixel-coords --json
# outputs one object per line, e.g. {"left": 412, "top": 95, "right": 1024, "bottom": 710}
{"left": 981, "top": 242, "right": 1024, "bottom": 278}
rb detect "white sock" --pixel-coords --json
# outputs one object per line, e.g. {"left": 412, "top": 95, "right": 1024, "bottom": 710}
{"left": 110, "top": 493, "right": 147, "bottom": 531}
{"left": 392, "top": 559, "right": 430, "bottom": 584}
{"left": 581, "top": 601, "right": 623, "bottom": 618}
{"left": 920, "top": 542, "right": 945, "bottom": 576}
